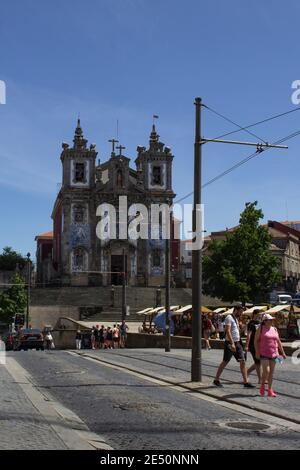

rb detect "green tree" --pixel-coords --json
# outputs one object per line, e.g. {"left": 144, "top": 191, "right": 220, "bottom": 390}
{"left": 0, "top": 246, "right": 27, "bottom": 271}
{"left": 203, "top": 202, "right": 280, "bottom": 304}
{"left": 0, "top": 274, "right": 27, "bottom": 323}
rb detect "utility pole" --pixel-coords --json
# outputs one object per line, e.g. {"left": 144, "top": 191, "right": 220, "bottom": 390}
{"left": 191, "top": 98, "right": 202, "bottom": 382}
{"left": 122, "top": 248, "right": 127, "bottom": 322}
{"left": 190, "top": 97, "right": 288, "bottom": 382}
{"left": 26, "top": 253, "right": 31, "bottom": 329}
{"left": 165, "top": 209, "right": 171, "bottom": 352}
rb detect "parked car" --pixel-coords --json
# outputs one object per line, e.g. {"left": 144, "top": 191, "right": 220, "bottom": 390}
{"left": 13, "top": 328, "right": 44, "bottom": 351}
{"left": 269, "top": 292, "right": 293, "bottom": 305}
{"left": 276, "top": 294, "right": 293, "bottom": 305}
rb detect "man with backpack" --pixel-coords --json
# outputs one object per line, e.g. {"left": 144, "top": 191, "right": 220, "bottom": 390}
{"left": 213, "top": 305, "right": 255, "bottom": 388}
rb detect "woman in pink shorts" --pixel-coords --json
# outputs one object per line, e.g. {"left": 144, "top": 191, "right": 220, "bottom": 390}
{"left": 254, "top": 313, "right": 286, "bottom": 397}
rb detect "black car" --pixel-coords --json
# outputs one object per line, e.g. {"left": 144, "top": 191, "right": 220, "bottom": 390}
{"left": 13, "top": 328, "right": 44, "bottom": 351}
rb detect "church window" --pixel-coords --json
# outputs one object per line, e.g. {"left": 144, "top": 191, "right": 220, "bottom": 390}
{"left": 152, "top": 250, "right": 161, "bottom": 267}
{"left": 75, "top": 163, "right": 85, "bottom": 183}
{"left": 152, "top": 166, "right": 163, "bottom": 186}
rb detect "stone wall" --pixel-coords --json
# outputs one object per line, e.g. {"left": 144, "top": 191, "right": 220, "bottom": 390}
{"left": 126, "top": 333, "right": 222, "bottom": 349}
{"left": 29, "top": 305, "right": 80, "bottom": 330}
{"left": 52, "top": 329, "right": 78, "bottom": 349}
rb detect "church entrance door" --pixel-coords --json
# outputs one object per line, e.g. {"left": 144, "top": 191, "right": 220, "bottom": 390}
{"left": 111, "top": 255, "right": 127, "bottom": 285}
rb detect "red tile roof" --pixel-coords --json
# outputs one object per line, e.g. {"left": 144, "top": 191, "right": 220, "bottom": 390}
{"left": 35, "top": 231, "right": 53, "bottom": 241}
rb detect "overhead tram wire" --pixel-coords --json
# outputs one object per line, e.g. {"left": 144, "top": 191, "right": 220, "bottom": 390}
{"left": 203, "top": 104, "right": 268, "bottom": 144}
{"left": 204, "top": 105, "right": 300, "bottom": 142}
{"left": 174, "top": 128, "right": 300, "bottom": 204}
{"left": 174, "top": 104, "right": 300, "bottom": 204}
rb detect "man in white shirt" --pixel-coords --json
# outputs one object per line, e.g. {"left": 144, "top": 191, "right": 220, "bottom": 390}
{"left": 213, "top": 306, "right": 254, "bottom": 388}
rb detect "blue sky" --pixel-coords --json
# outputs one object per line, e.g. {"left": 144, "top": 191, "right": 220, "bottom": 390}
{"left": 1, "top": 0, "right": 300, "bottom": 257}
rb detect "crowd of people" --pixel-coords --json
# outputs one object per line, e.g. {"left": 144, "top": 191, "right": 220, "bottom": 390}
{"left": 75, "top": 320, "right": 129, "bottom": 351}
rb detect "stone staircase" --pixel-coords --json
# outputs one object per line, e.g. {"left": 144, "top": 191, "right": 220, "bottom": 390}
{"left": 30, "top": 286, "right": 219, "bottom": 323}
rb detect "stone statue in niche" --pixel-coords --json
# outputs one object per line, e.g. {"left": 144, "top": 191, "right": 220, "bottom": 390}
{"left": 117, "top": 169, "right": 123, "bottom": 188}
{"left": 73, "top": 247, "right": 86, "bottom": 272}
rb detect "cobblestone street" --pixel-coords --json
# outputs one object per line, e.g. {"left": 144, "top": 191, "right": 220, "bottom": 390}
{"left": 2, "top": 348, "right": 299, "bottom": 450}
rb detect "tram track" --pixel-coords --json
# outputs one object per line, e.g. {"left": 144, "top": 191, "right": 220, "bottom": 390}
{"left": 68, "top": 350, "right": 300, "bottom": 430}
{"left": 83, "top": 349, "right": 300, "bottom": 400}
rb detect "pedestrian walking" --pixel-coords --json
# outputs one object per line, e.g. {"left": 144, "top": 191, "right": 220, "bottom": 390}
{"left": 245, "top": 309, "right": 262, "bottom": 383}
{"left": 120, "top": 320, "right": 129, "bottom": 348}
{"left": 106, "top": 327, "right": 113, "bottom": 349}
{"left": 103, "top": 327, "right": 108, "bottom": 349}
{"left": 203, "top": 315, "right": 213, "bottom": 350}
{"left": 45, "top": 331, "right": 53, "bottom": 351}
{"left": 94, "top": 325, "right": 100, "bottom": 349}
{"left": 91, "top": 326, "right": 96, "bottom": 350}
{"left": 213, "top": 305, "right": 254, "bottom": 388}
{"left": 254, "top": 313, "right": 286, "bottom": 397}
{"left": 99, "top": 325, "right": 105, "bottom": 349}
{"left": 217, "top": 316, "right": 225, "bottom": 340}
{"left": 75, "top": 330, "right": 82, "bottom": 350}
{"left": 112, "top": 324, "right": 120, "bottom": 349}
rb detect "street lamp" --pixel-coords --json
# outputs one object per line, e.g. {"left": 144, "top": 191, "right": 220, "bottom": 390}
{"left": 26, "top": 252, "right": 31, "bottom": 329}
{"left": 122, "top": 248, "right": 127, "bottom": 322}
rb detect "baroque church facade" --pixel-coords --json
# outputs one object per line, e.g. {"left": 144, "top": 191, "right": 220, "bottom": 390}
{"left": 40, "top": 120, "right": 177, "bottom": 287}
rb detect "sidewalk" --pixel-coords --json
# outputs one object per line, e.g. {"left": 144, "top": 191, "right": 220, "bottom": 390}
{"left": 0, "top": 364, "right": 67, "bottom": 450}
{"left": 0, "top": 356, "right": 113, "bottom": 450}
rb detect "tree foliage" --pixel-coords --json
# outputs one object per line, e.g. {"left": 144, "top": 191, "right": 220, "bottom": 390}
{"left": 203, "top": 202, "right": 280, "bottom": 304}
{"left": 0, "top": 274, "right": 27, "bottom": 323}
{"left": 0, "top": 246, "right": 27, "bottom": 271}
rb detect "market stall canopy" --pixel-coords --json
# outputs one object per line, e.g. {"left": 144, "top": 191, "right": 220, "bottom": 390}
{"left": 265, "top": 305, "right": 291, "bottom": 314}
{"left": 173, "top": 305, "right": 212, "bottom": 315}
{"left": 144, "top": 307, "right": 165, "bottom": 315}
{"left": 213, "top": 308, "right": 227, "bottom": 314}
{"left": 175, "top": 305, "right": 192, "bottom": 314}
{"left": 243, "top": 306, "right": 268, "bottom": 315}
{"left": 137, "top": 307, "right": 154, "bottom": 315}
{"left": 222, "top": 307, "right": 234, "bottom": 315}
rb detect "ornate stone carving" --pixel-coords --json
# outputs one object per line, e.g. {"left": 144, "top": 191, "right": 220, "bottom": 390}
{"left": 71, "top": 247, "right": 88, "bottom": 272}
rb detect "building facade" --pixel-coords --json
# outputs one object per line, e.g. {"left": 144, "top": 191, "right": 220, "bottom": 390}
{"left": 35, "top": 231, "right": 54, "bottom": 287}
{"left": 37, "top": 120, "right": 177, "bottom": 287}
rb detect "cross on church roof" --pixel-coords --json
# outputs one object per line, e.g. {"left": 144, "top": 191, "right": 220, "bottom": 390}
{"left": 116, "top": 144, "right": 126, "bottom": 157}
{"left": 108, "top": 138, "right": 119, "bottom": 156}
